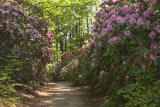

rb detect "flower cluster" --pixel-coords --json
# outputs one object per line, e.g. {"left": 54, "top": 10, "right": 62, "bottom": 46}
{"left": 93, "top": 0, "right": 159, "bottom": 61}
{"left": 0, "top": 2, "right": 52, "bottom": 59}
{"left": 0, "top": 1, "right": 52, "bottom": 83}
{"left": 46, "top": 31, "right": 53, "bottom": 44}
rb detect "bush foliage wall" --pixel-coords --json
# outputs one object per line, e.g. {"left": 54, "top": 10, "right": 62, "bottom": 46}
{"left": 0, "top": 0, "right": 52, "bottom": 100}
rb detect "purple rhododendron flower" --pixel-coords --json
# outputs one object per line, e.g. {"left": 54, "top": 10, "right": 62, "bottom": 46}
{"left": 47, "top": 31, "right": 52, "bottom": 38}
{"left": 46, "top": 31, "right": 53, "bottom": 43}
{"left": 112, "top": 0, "right": 121, "bottom": 3}
{"left": 150, "top": 42, "right": 158, "bottom": 49}
{"left": 124, "top": 30, "right": 131, "bottom": 36}
{"left": 111, "top": 14, "right": 117, "bottom": 21}
{"left": 137, "top": 18, "right": 145, "bottom": 25}
{"left": 155, "top": 24, "right": 160, "bottom": 32}
{"left": 116, "top": 16, "right": 126, "bottom": 24}
{"left": 121, "top": 5, "right": 135, "bottom": 14}
{"left": 106, "top": 6, "right": 113, "bottom": 12}
{"left": 101, "top": 28, "right": 108, "bottom": 36}
{"left": 91, "top": 38, "right": 96, "bottom": 44}
{"left": 131, "top": 13, "right": 139, "bottom": 19}
{"left": 47, "top": 31, "right": 52, "bottom": 39}
{"left": 0, "top": 9, "right": 5, "bottom": 14}
{"left": 101, "top": 24, "right": 112, "bottom": 36}
{"left": 143, "top": 7, "right": 154, "bottom": 17}
{"left": 149, "top": 53, "right": 158, "bottom": 60}
{"left": 107, "top": 19, "right": 113, "bottom": 25}
{"left": 108, "top": 36, "right": 119, "bottom": 44}
{"left": 109, "top": 9, "right": 116, "bottom": 15}
{"left": 149, "top": 31, "right": 156, "bottom": 39}
{"left": 128, "top": 18, "right": 137, "bottom": 24}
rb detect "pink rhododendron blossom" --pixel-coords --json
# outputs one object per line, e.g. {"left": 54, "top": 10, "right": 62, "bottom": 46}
{"left": 112, "top": 0, "right": 121, "bottom": 3}
{"left": 131, "top": 13, "right": 139, "bottom": 19}
{"left": 107, "top": 19, "right": 113, "bottom": 25}
{"left": 128, "top": 18, "right": 137, "bottom": 24}
{"left": 47, "top": 31, "right": 52, "bottom": 39}
{"left": 111, "top": 14, "right": 117, "bottom": 20}
{"left": 101, "top": 24, "right": 112, "bottom": 36}
{"left": 124, "top": 30, "right": 131, "bottom": 36}
{"left": 121, "top": 5, "right": 135, "bottom": 14}
{"left": 137, "top": 18, "right": 145, "bottom": 25}
{"left": 104, "top": 13, "right": 110, "bottom": 20}
{"left": 151, "top": 42, "right": 158, "bottom": 49}
{"left": 149, "top": 31, "right": 156, "bottom": 39}
{"left": 93, "top": 0, "right": 160, "bottom": 66}
{"left": 101, "top": 28, "right": 109, "bottom": 36}
{"left": 109, "top": 9, "right": 117, "bottom": 15}
{"left": 46, "top": 31, "right": 53, "bottom": 43}
{"left": 108, "top": 36, "right": 119, "bottom": 44}
{"left": 0, "top": 9, "right": 5, "bottom": 14}
{"left": 155, "top": 24, "right": 160, "bottom": 32}
{"left": 91, "top": 38, "right": 96, "bottom": 44}
{"left": 116, "top": 16, "right": 126, "bottom": 24}
{"left": 105, "top": 6, "right": 113, "bottom": 12}
{"left": 149, "top": 53, "right": 158, "bottom": 60}
{"left": 143, "top": 7, "right": 155, "bottom": 17}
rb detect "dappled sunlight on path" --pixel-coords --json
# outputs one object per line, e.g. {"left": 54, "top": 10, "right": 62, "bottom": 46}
{"left": 25, "top": 82, "right": 101, "bottom": 107}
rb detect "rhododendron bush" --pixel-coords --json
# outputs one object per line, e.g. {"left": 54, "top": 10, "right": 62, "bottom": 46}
{"left": 92, "top": 0, "right": 160, "bottom": 76}
{"left": 67, "top": 0, "right": 160, "bottom": 106}
{"left": 94, "top": 0, "right": 160, "bottom": 106}
{"left": 0, "top": 0, "right": 52, "bottom": 99}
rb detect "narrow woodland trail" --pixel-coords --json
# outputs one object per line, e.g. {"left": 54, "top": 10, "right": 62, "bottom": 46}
{"left": 24, "top": 82, "right": 101, "bottom": 107}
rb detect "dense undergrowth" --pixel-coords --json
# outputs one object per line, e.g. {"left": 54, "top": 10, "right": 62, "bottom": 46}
{"left": 0, "top": 0, "right": 52, "bottom": 102}
{"left": 59, "top": 0, "right": 160, "bottom": 107}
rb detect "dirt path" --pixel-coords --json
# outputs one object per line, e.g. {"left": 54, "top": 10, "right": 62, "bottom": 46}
{"left": 23, "top": 82, "right": 101, "bottom": 107}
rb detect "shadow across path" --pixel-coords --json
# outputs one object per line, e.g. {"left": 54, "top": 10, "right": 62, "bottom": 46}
{"left": 24, "top": 82, "right": 101, "bottom": 107}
